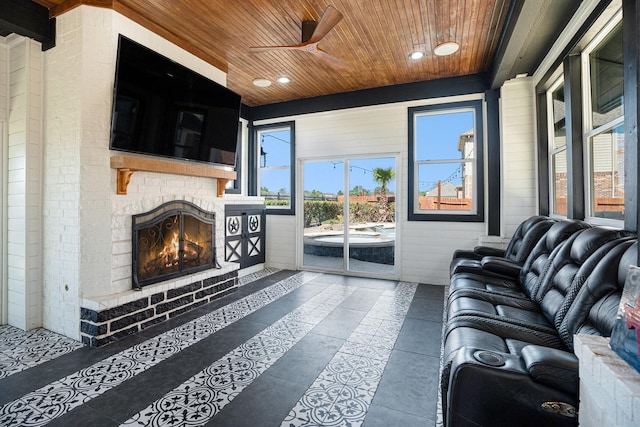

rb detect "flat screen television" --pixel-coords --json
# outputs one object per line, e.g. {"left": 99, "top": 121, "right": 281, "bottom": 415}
{"left": 110, "top": 35, "right": 241, "bottom": 166}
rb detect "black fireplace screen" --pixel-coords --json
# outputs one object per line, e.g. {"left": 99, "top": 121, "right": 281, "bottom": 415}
{"left": 132, "top": 201, "right": 216, "bottom": 289}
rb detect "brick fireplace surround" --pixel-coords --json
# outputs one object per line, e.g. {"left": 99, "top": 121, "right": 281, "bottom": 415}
{"left": 3, "top": 5, "right": 259, "bottom": 345}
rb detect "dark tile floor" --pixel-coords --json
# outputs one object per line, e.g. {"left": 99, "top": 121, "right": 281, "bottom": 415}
{"left": 0, "top": 270, "right": 444, "bottom": 426}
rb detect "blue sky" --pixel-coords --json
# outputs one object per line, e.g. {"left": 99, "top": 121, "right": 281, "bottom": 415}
{"left": 258, "top": 110, "right": 473, "bottom": 195}
{"left": 303, "top": 158, "right": 396, "bottom": 195}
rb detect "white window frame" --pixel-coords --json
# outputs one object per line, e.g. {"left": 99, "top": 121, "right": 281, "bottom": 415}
{"left": 408, "top": 99, "right": 485, "bottom": 222}
{"left": 255, "top": 122, "right": 295, "bottom": 214}
{"left": 547, "top": 76, "right": 567, "bottom": 218}
{"left": 581, "top": 10, "right": 624, "bottom": 226}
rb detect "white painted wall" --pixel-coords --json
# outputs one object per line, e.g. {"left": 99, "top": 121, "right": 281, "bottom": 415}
{"left": 1, "top": 37, "right": 8, "bottom": 325}
{"left": 0, "top": 36, "right": 6, "bottom": 120}
{"left": 258, "top": 95, "right": 489, "bottom": 285}
{"left": 265, "top": 215, "right": 297, "bottom": 270}
{"left": 500, "top": 77, "right": 538, "bottom": 237}
{"left": 5, "top": 35, "right": 43, "bottom": 331}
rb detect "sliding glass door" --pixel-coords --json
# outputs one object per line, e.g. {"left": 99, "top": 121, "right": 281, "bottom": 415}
{"left": 302, "top": 156, "right": 396, "bottom": 277}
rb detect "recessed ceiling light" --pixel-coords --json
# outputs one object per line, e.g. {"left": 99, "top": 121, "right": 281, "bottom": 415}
{"left": 277, "top": 76, "right": 291, "bottom": 84}
{"left": 409, "top": 51, "right": 425, "bottom": 60}
{"left": 253, "top": 78, "right": 271, "bottom": 87}
{"left": 434, "top": 42, "right": 460, "bottom": 56}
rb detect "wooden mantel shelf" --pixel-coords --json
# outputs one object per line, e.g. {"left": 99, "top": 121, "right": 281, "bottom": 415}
{"left": 110, "top": 156, "right": 236, "bottom": 197}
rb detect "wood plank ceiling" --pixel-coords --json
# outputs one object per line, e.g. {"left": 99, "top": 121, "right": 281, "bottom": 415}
{"left": 34, "top": 0, "right": 512, "bottom": 107}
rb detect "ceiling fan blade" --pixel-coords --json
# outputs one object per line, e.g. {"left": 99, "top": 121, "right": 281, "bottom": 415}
{"left": 249, "top": 44, "right": 304, "bottom": 52}
{"left": 307, "top": 5, "right": 343, "bottom": 44}
{"left": 314, "top": 47, "right": 347, "bottom": 69}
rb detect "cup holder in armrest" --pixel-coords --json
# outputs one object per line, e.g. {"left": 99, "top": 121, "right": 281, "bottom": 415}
{"left": 473, "top": 350, "right": 506, "bottom": 367}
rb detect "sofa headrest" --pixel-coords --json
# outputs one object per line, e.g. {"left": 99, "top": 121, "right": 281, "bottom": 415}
{"left": 506, "top": 216, "right": 554, "bottom": 260}
{"left": 618, "top": 241, "right": 638, "bottom": 285}
{"left": 544, "top": 220, "right": 590, "bottom": 251}
{"left": 520, "top": 216, "right": 550, "bottom": 234}
{"left": 559, "top": 240, "right": 637, "bottom": 349}
{"left": 569, "top": 227, "right": 626, "bottom": 264}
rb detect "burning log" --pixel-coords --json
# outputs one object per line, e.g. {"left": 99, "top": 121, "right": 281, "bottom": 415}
{"left": 183, "top": 239, "right": 203, "bottom": 263}
{"left": 139, "top": 232, "right": 204, "bottom": 280}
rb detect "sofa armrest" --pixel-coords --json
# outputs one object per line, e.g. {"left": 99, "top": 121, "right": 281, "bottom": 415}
{"left": 451, "top": 249, "right": 483, "bottom": 261}
{"left": 480, "top": 256, "right": 522, "bottom": 278}
{"left": 521, "top": 345, "right": 579, "bottom": 395}
{"left": 445, "top": 347, "right": 577, "bottom": 427}
{"left": 473, "top": 246, "right": 505, "bottom": 257}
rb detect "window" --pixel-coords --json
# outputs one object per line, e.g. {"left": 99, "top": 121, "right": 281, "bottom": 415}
{"left": 225, "top": 121, "right": 243, "bottom": 194}
{"left": 408, "top": 99, "right": 484, "bottom": 221}
{"left": 584, "top": 19, "right": 624, "bottom": 221}
{"left": 255, "top": 122, "right": 295, "bottom": 214}
{"left": 547, "top": 78, "right": 568, "bottom": 216}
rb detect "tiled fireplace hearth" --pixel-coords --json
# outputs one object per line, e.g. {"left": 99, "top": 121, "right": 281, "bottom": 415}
{"left": 80, "top": 270, "right": 237, "bottom": 347}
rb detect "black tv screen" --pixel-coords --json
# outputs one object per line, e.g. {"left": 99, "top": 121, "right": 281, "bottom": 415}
{"left": 110, "top": 36, "right": 241, "bottom": 166}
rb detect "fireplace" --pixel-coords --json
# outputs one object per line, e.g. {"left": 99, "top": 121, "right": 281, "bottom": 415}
{"left": 132, "top": 201, "right": 217, "bottom": 289}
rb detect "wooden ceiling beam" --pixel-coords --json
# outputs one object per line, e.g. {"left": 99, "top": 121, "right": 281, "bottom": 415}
{"left": 1, "top": 0, "right": 56, "bottom": 49}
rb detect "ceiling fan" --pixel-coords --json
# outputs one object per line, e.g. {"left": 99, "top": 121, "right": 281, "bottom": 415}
{"left": 250, "top": 5, "right": 346, "bottom": 68}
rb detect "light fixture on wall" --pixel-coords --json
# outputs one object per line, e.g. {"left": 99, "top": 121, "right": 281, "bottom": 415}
{"left": 434, "top": 41, "right": 459, "bottom": 56}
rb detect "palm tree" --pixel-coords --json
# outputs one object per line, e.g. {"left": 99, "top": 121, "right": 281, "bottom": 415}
{"left": 372, "top": 167, "right": 395, "bottom": 222}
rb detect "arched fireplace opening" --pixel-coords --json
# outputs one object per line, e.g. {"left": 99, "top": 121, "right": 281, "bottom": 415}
{"left": 132, "top": 201, "right": 217, "bottom": 289}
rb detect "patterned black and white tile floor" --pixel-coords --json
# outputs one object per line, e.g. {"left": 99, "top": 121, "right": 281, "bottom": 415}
{"left": 0, "top": 270, "right": 444, "bottom": 426}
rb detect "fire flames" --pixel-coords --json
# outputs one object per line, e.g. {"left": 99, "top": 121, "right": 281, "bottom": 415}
{"left": 134, "top": 206, "right": 215, "bottom": 287}
{"left": 159, "top": 232, "right": 180, "bottom": 268}
{"left": 157, "top": 232, "right": 202, "bottom": 268}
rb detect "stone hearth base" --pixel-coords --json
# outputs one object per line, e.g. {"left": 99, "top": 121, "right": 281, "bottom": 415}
{"left": 80, "top": 271, "right": 238, "bottom": 347}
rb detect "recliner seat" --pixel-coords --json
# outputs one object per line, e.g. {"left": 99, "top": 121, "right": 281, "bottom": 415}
{"left": 440, "top": 218, "right": 637, "bottom": 427}
{"left": 444, "top": 240, "right": 637, "bottom": 426}
{"left": 447, "top": 227, "right": 629, "bottom": 330}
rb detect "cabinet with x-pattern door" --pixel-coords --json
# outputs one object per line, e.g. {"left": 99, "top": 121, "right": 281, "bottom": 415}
{"left": 224, "top": 204, "right": 265, "bottom": 269}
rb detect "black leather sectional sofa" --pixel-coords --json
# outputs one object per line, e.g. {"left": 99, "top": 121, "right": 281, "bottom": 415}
{"left": 441, "top": 217, "right": 637, "bottom": 427}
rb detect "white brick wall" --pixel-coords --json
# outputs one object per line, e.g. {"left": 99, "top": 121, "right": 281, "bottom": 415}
{"left": 39, "top": 6, "right": 232, "bottom": 339}
{"left": 575, "top": 334, "right": 640, "bottom": 427}
{"left": 42, "top": 7, "right": 83, "bottom": 339}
